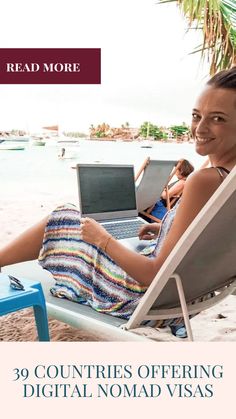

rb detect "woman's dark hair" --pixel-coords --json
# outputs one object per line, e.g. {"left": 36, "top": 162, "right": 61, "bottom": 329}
{"left": 178, "top": 159, "right": 194, "bottom": 178}
{"left": 207, "top": 66, "right": 236, "bottom": 89}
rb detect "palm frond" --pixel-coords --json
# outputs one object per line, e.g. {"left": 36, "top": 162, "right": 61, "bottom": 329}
{"left": 158, "top": 0, "right": 236, "bottom": 74}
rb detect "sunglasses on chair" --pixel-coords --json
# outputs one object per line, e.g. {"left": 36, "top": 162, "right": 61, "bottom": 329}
{"left": 9, "top": 275, "right": 25, "bottom": 291}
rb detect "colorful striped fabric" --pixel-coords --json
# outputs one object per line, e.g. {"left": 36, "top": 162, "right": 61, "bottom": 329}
{"left": 38, "top": 202, "right": 180, "bottom": 319}
{"left": 38, "top": 204, "right": 153, "bottom": 319}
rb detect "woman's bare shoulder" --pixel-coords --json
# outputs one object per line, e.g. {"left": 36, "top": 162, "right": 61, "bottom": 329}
{"left": 185, "top": 167, "right": 222, "bottom": 194}
{"left": 174, "top": 167, "right": 223, "bottom": 224}
{"left": 152, "top": 169, "right": 223, "bottom": 269}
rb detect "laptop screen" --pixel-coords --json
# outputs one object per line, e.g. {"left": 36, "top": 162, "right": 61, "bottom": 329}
{"left": 77, "top": 164, "right": 138, "bottom": 220}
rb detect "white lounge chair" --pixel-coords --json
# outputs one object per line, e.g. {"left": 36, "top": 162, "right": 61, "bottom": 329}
{"left": 135, "top": 159, "right": 177, "bottom": 213}
{"left": 2, "top": 166, "right": 236, "bottom": 341}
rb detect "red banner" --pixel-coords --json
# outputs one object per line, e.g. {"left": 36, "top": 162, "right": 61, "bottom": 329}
{"left": 0, "top": 48, "right": 101, "bottom": 84}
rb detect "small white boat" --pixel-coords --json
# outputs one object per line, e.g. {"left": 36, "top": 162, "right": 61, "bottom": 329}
{"left": 33, "top": 140, "right": 46, "bottom": 146}
{"left": 0, "top": 144, "right": 25, "bottom": 150}
{"left": 140, "top": 140, "right": 153, "bottom": 148}
{"left": 30, "top": 137, "right": 46, "bottom": 146}
{"left": 8, "top": 135, "right": 30, "bottom": 143}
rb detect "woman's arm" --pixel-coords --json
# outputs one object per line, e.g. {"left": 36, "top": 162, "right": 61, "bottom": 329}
{"left": 79, "top": 218, "right": 158, "bottom": 285}
{"left": 161, "top": 179, "right": 185, "bottom": 200}
{"left": 151, "top": 168, "right": 223, "bottom": 276}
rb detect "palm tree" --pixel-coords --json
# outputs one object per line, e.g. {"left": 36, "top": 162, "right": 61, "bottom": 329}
{"left": 158, "top": 0, "right": 236, "bottom": 74}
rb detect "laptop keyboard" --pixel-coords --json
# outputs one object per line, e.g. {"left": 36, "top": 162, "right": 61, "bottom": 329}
{"left": 102, "top": 219, "right": 145, "bottom": 239}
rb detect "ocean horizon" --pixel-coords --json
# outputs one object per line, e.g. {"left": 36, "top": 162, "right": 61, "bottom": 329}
{"left": 1, "top": 140, "right": 205, "bottom": 204}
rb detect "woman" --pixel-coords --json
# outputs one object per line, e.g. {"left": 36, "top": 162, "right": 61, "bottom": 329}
{"left": 149, "top": 159, "right": 194, "bottom": 221}
{"left": 1, "top": 67, "right": 236, "bottom": 338}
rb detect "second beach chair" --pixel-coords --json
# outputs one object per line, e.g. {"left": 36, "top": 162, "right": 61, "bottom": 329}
{"left": 135, "top": 158, "right": 177, "bottom": 213}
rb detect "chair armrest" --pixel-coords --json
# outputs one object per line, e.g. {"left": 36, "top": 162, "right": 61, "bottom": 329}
{"left": 135, "top": 157, "right": 150, "bottom": 182}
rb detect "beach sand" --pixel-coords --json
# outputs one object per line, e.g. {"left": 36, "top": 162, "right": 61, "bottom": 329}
{"left": 1, "top": 196, "right": 236, "bottom": 342}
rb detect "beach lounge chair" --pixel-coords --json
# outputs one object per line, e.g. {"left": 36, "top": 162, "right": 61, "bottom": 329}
{"left": 2, "top": 166, "right": 236, "bottom": 341}
{"left": 139, "top": 158, "right": 210, "bottom": 222}
{"left": 135, "top": 158, "right": 177, "bottom": 221}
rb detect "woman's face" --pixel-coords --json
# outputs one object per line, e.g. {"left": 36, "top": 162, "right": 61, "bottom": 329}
{"left": 191, "top": 86, "right": 236, "bottom": 157}
{"left": 176, "top": 169, "right": 184, "bottom": 179}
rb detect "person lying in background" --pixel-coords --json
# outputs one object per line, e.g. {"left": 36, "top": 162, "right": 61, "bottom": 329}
{"left": 149, "top": 159, "right": 195, "bottom": 221}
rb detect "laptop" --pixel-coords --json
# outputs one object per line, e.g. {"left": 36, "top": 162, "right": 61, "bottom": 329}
{"left": 76, "top": 163, "right": 149, "bottom": 251}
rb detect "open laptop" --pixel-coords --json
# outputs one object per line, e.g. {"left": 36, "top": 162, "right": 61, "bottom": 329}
{"left": 76, "top": 163, "right": 149, "bottom": 251}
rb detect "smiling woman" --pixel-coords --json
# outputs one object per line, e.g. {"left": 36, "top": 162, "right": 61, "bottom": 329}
{"left": 191, "top": 68, "right": 236, "bottom": 163}
{"left": 1, "top": 67, "right": 236, "bottom": 339}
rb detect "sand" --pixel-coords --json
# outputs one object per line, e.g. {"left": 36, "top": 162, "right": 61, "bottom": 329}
{"left": 0, "top": 196, "right": 236, "bottom": 342}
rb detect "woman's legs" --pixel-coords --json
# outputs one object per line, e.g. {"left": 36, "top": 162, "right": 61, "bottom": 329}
{"left": 0, "top": 216, "right": 48, "bottom": 268}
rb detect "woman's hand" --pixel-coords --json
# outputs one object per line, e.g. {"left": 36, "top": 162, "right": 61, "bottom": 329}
{"left": 79, "top": 217, "right": 111, "bottom": 250}
{"left": 138, "top": 222, "right": 160, "bottom": 240}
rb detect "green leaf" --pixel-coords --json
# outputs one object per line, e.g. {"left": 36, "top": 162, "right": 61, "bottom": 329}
{"left": 158, "top": 0, "right": 236, "bottom": 74}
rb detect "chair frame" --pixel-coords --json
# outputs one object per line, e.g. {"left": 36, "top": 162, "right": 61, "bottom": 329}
{"left": 135, "top": 158, "right": 178, "bottom": 222}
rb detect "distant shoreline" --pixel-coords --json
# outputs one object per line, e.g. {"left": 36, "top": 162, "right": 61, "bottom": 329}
{"left": 86, "top": 137, "right": 193, "bottom": 144}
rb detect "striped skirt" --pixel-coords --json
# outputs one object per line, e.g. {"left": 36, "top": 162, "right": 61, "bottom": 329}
{"left": 38, "top": 204, "right": 148, "bottom": 319}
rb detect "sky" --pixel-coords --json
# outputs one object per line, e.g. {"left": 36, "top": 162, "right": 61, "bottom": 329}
{"left": 0, "top": 0, "right": 209, "bottom": 133}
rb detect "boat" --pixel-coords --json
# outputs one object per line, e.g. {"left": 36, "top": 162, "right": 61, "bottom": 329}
{"left": 32, "top": 140, "right": 46, "bottom": 146}
{"left": 0, "top": 144, "right": 25, "bottom": 150}
{"left": 140, "top": 139, "right": 153, "bottom": 148}
{"left": 8, "top": 135, "right": 30, "bottom": 143}
{"left": 140, "top": 133, "right": 154, "bottom": 148}
{"left": 30, "top": 137, "right": 46, "bottom": 146}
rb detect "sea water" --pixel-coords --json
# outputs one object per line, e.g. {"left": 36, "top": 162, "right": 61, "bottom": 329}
{"left": 0, "top": 140, "right": 204, "bottom": 203}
